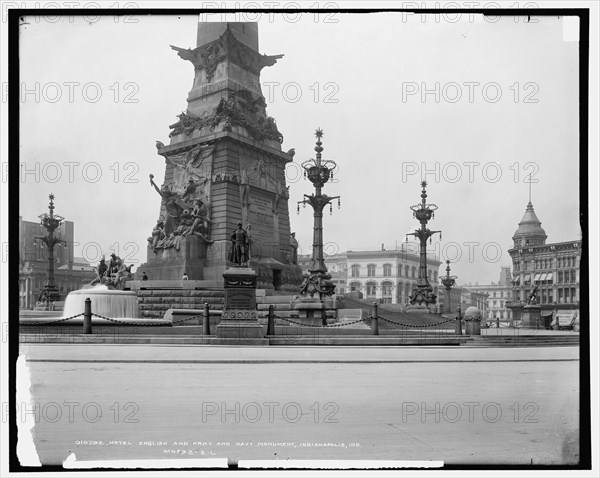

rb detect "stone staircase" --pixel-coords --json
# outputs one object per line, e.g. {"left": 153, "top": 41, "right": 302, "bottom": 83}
{"left": 137, "top": 289, "right": 225, "bottom": 319}
{"left": 464, "top": 334, "right": 580, "bottom": 347}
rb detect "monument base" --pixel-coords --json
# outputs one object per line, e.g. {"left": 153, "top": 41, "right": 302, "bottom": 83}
{"left": 291, "top": 296, "right": 335, "bottom": 326}
{"left": 521, "top": 304, "right": 543, "bottom": 328}
{"left": 137, "top": 235, "right": 208, "bottom": 281}
{"left": 215, "top": 267, "right": 266, "bottom": 344}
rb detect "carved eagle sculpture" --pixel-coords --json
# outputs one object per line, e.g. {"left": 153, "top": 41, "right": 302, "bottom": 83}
{"left": 156, "top": 140, "right": 165, "bottom": 149}
{"left": 287, "top": 148, "right": 295, "bottom": 158}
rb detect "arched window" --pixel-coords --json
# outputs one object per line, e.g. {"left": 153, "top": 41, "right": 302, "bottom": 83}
{"left": 405, "top": 265, "right": 409, "bottom": 277}
{"left": 405, "top": 283, "right": 411, "bottom": 301}
{"left": 351, "top": 265, "right": 360, "bottom": 277}
{"left": 366, "top": 282, "right": 377, "bottom": 298}
{"left": 367, "top": 264, "right": 376, "bottom": 277}
{"left": 349, "top": 281, "right": 361, "bottom": 292}
{"left": 411, "top": 266, "right": 416, "bottom": 278}
{"left": 383, "top": 264, "right": 392, "bottom": 277}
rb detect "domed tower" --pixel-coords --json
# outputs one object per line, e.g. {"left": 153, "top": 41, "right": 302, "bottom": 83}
{"left": 511, "top": 201, "right": 547, "bottom": 248}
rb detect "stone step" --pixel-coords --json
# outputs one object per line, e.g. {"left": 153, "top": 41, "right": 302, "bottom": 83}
{"left": 256, "top": 303, "right": 293, "bottom": 311}
{"left": 256, "top": 295, "right": 293, "bottom": 305}
{"left": 129, "top": 280, "right": 223, "bottom": 290}
{"left": 137, "top": 290, "right": 225, "bottom": 297}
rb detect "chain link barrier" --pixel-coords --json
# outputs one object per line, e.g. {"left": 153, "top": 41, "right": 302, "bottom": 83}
{"left": 270, "top": 313, "right": 455, "bottom": 330}
{"left": 20, "top": 313, "right": 84, "bottom": 326}
{"left": 376, "top": 315, "right": 456, "bottom": 328}
{"left": 171, "top": 315, "right": 204, "bottom": 326}
{"left": 91, "top": 313, "right": 172, "bottom": 327}
{"left": 273, "top": 315, "right": 369, "bottom": 328}
{"left": 21, "top": 310, "right": 207, "bottom": 328}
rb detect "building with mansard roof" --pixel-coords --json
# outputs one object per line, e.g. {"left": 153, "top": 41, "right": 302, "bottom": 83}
{"left": 506, "top": 201, "right": 581, "bottom": 327}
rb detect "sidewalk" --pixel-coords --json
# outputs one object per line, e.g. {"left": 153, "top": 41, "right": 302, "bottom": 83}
{"left": 21, "top": 343, "right": 579, "bottom": 363}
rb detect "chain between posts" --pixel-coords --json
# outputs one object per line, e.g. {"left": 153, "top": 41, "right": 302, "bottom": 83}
{"left": 20, "top": 313, "right": 84, "bottom": 326}
{"left": 90, "top": 313, "right": 173, "bottom": 326}
{"left": 375, "top": 315, "right": 456, "bottom": 328}
{"left": 273, "top": 316, "right": 369, "bottom": 328}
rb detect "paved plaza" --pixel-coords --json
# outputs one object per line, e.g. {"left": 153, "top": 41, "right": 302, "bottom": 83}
{"left": 19, "top": 344, "right": 579, "bottom": 467}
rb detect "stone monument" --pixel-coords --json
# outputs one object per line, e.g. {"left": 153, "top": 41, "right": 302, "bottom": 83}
{"left": 521, "top": 285, "right": 542, "bottom": 328}
{"left": 138, "top": 21, "right": 302, "bottom": 290}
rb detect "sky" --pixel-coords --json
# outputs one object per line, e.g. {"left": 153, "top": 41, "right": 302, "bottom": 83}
{"left": 17, "top": 11, "right": 584, "bottom": 285}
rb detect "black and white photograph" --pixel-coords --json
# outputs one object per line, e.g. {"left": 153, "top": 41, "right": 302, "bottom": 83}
{"left": 3, "top": 1, "right": 598, "bottom": 476}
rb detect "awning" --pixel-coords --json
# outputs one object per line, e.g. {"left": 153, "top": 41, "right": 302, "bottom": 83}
{"left": 512, "top": 275, "right": 520, "bottom": 284}
{"left": 524, "top": 274, "right": 531, "bottom": 282}
{"left": 545, "top": 272, "right": 554, "bottom": 282}
{"left": 533, "top": 274, "right": 541, "bottom": 281}
{"left": 555, "top": 312, "right": 576, "bottom": 327}
{"left": 539, "top": 273, "right": 547, "bottom": 281}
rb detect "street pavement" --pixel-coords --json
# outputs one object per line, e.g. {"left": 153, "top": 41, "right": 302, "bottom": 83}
{"left": 19, "top": 344, "right": 579, "bottom": 467}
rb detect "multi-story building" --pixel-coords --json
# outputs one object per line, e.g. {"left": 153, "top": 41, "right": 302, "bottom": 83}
{"left": 467, "top": 266, "right": 514, "bottom": 323}
{"left": 437, "top": 286, "right": 489, "bottom": 317}
{"left": 18, "top": 216, "right": 96, "bottom": 309}
{"left": 506, "top": 201, "right": 581, "bottom": 325}
{"left": 299, "top": 241, "right": 441, "bottom": 305}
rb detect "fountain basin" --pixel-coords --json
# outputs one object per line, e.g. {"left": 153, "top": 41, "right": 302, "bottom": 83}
{"left": 62, "top": 285, "right": 140, "bottom": 319}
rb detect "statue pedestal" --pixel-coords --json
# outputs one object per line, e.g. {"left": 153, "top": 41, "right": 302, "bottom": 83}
{"left": 291, "top": 296, "right": 336, "bottom": 326}
{"left": 213, "top": 267, "right": 268, "bottom": 345}
{"left": 292, "top": 298, "right": 326, "bottom": 326}
{"left": 522, "top": 304, "right": 542, "bottom": 328}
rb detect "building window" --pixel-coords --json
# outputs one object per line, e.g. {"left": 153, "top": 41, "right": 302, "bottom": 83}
{"left": 398, "top": 265, "right": 403, "bottom": 277}
{"left": 351, "top": 265, "right": 360, "bottom": 277}
{"left": 366, "top": 282, "right": 377, "bottom": 297}
{"left": 367, "top": 264, "right": 376, "bottom": 277}
{"left": 405, "top": 265, "right": 409, "bottom": 277}
{"left": 411, "top": 266, "right": 416, "bottom": 278}
{"left": 382, "top": 282, "right": 393, "bottom": 296}
{"left": 383, "top": 264, "right": 392, "bottom": 277}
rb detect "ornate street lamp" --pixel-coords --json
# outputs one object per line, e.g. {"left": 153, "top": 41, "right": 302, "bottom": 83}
{"left": 440, "top": 260, "right": 457, "bottom": 313}
{"left": 35, "top": 194, "right": 67, "bottom": 304}
{"left": 296, "top": 128, "right": 340, "bottom": 298}
{"left": 406, "top": 181, "right": 441, "bottom": 307}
